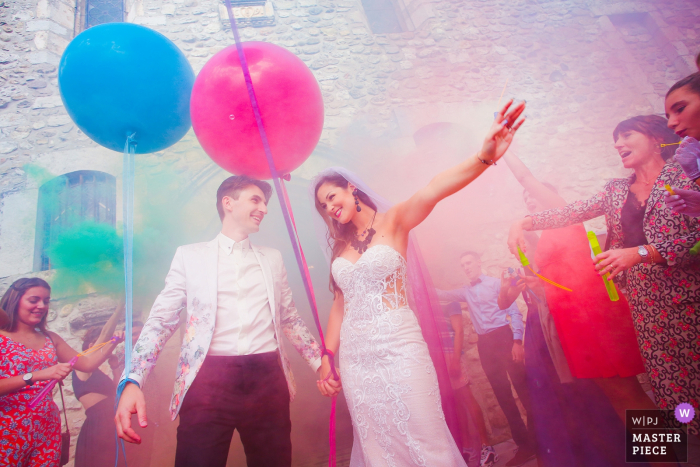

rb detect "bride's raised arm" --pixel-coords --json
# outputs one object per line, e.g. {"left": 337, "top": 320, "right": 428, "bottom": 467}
{"left": 392, "top": 99, "right": 526, "bottom": 234}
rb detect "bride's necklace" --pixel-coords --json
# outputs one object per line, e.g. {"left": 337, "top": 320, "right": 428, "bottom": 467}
{"left": 351, "top": 211, "right": 377, "bottom": 254}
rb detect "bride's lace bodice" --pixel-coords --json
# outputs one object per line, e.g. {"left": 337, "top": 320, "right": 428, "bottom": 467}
{"left": 331, "top": 244, "right": 465, "bottom": 467}
{"left": 332, "top": 244, "right": 408, "bottom": 322}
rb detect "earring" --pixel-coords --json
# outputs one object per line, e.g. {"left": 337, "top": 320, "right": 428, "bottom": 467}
{"left": 353, "top": 189, "right": 361, "bottom": 212}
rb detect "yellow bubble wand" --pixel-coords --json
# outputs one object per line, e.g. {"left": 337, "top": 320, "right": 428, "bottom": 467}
{"left": 587, "top": 231, "right": 619, "bottom": 301}
{"left": 517, "top": 246, "right": 573, "bottom": 292}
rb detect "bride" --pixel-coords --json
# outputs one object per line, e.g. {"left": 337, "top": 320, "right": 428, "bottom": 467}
{"left": 313, "top": 100, "right": 526, "bottom": 466}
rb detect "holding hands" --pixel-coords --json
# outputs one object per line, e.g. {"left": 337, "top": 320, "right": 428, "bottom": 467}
{"left": 317, "top": 354, "right": 342, "bottom": 397}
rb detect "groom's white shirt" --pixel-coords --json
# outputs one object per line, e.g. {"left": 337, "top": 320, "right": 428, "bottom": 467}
{"left": 123, "top": 234, "right": 323, "bottom": 419}
{"left": 209, "top": 233, "right": 277, "bottom": 356}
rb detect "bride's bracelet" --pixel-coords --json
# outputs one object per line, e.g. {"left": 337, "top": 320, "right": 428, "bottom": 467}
{"left": 477, "top": 155, "right": 496, "bottom": 166}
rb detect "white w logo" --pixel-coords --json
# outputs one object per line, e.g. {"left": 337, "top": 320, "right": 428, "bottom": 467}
{"left": 679, "top": 408, "right": 691, "bottom": 418}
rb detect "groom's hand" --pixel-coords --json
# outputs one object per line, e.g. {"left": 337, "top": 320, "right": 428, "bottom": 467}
{"left": 115, "top": 382, "right": 148, "bottom": 444}
{"left": 317, "top": 360, "right": 342, "bottom": 397}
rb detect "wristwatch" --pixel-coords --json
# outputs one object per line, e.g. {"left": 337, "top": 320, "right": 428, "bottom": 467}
{"left": 637, "top": 245, "right": 651, "bottom": 263}
{"left": 23, "top": 373, "right": 33, "bottom": 386}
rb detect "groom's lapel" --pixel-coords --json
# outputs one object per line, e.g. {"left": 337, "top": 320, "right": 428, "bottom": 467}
{"left": 252, "top": 244, "right": 277, "bottom": 325}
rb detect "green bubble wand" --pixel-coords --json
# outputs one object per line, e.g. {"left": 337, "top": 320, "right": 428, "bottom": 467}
{"left": 586, "top": 231, "right": 620, "bottom": 301}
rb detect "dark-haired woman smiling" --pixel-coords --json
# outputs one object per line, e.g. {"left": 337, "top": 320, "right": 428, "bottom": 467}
{"left": 509, "top": 115, "right": 700, "bottom": 436}
{"left": 0, "top": 278, "right": 122, "bottom": 466}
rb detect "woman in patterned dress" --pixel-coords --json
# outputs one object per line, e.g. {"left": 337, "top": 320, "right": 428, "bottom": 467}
{"left": 508, "top": 115, "right": 700, "bottom": 436}
{"left": 0, "top": 278, "right": 123, "bottom": 466}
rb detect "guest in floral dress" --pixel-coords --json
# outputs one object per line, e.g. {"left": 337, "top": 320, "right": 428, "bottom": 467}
{"left": 509, "top": 115, "right": 700, "bottom": 436}
{"left": 0, "top": 278, "right": 123, "bottom": 466}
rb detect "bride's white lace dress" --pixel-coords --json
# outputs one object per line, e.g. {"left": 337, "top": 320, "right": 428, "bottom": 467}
{"left": 332, "top": 244, "right": 467, "bottom": 467}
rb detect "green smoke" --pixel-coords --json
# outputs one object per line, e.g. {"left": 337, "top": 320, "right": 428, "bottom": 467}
{"left": 49, "top": 221, "right": 124, "bottom": 296}
{"left": 23, "top": 164, "right": 56, "bottom": 186}
{"left": 47, "top": 160, "right": 221, "bottom": 306}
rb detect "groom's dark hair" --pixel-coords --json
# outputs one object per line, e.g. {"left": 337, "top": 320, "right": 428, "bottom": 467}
{"left": 216, "top": 175, "right": 272, "bottom": 221}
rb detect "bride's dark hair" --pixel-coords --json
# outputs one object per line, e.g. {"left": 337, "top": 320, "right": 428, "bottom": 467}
{"left": 314, "top": 172, "right": 378, "bottom": 294}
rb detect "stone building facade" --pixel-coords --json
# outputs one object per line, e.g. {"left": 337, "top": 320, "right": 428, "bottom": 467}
{"left": 1, "top": 0, "right": 699, "bottom": 465}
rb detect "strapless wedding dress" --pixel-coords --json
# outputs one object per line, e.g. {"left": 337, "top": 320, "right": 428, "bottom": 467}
{"left": 332, "top": 244, "right": 467, "bottom": 467}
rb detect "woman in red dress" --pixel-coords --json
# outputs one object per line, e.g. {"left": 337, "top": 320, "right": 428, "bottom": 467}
{"left": 0, "top": 278, "right": 123, "bottom": 467}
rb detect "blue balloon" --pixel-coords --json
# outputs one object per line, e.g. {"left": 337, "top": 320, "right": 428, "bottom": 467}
{"left": 59, "top": 23, "right": 194, "bottom": 154}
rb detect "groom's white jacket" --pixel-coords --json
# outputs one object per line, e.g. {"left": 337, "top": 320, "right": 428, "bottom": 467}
{"left": 123, "top": 237, "right": 323, "bottom": 420}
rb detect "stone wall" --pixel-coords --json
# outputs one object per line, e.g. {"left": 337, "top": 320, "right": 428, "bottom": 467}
{"left": 1, "top": 0, "right": 700, "bottom": 465}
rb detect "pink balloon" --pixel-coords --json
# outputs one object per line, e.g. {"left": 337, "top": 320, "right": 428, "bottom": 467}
{"left": 190, "top": 42, "right": 324, "bottom": 179}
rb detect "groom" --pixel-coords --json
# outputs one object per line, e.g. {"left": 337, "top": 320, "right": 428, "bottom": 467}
{"left": 115, "top": 175, "right": 335, "bottom": 467}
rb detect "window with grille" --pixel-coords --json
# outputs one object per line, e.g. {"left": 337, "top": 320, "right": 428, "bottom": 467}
{"left": 34, "top": 170, "right": 117, "bottom": 271}
{"left": 361, "top": 0, "right": 403, "bottom": 34}
{"left": 86, "top": 0, "right": 124, "bottom": 29}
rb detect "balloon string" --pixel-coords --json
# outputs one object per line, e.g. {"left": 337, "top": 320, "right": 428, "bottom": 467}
{"left": 114, "top": 134, "right": 136, "bottom": 467}
{"left": 222, "top": 3, "right": 337, "bottom": 465}
{"left": 329, "top": 396, "right": 337, "bottom": 467}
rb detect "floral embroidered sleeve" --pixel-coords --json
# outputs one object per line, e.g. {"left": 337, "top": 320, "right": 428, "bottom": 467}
{"left": 530, "top": 190, "right": 606, "bottom": 231}
{"left": 124, "top": 247, "right": 186, "bottom": 387}
{"left": 275, "top": 251, "right": 322, "bottom": 372}
{"left": 648, "top": 170, "right": 700, "bottom": 267}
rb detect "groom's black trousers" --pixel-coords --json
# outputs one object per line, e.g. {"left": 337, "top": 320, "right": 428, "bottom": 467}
{"left": 174, "top": 352, "right": 292, "bottom": 467}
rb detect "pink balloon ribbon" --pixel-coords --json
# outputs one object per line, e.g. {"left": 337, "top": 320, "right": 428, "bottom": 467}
{"left": 221, "top": 1, "right": 338, "bottom": 464}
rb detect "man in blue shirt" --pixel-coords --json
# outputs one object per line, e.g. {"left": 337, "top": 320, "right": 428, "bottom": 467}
{"left": 438, "top": 251, "right": 535, "bottom": 467}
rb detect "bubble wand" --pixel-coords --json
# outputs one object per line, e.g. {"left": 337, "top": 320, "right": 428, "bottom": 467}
{"left": 586, "top": 231, "right": 620, "bottom": 301}
{"left": 691, "top": 241, "right": 700, "bottom": 256}
{"left": 517, "top": 246, "right": 573, "bottom": 292}
{"left": 29, "top": 335, "right": 122, "bottom": 409}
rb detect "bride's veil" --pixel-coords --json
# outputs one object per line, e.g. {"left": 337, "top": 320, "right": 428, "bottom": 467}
{"left": 309, "top": 166, "right": 480, "bottom": 461}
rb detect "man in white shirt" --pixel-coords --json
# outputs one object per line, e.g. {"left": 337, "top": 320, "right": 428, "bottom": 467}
{"left": 115, "top": 176, "right": 337, "bottom": 467}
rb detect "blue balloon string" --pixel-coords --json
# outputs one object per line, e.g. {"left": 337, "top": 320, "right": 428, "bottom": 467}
{"left": 114, "top": 133, "right": 136, "bottom": 467}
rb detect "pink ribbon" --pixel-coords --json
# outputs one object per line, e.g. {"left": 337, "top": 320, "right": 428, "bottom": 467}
{"left": 221, "top": 2, "right": 338, "bottom": 464}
